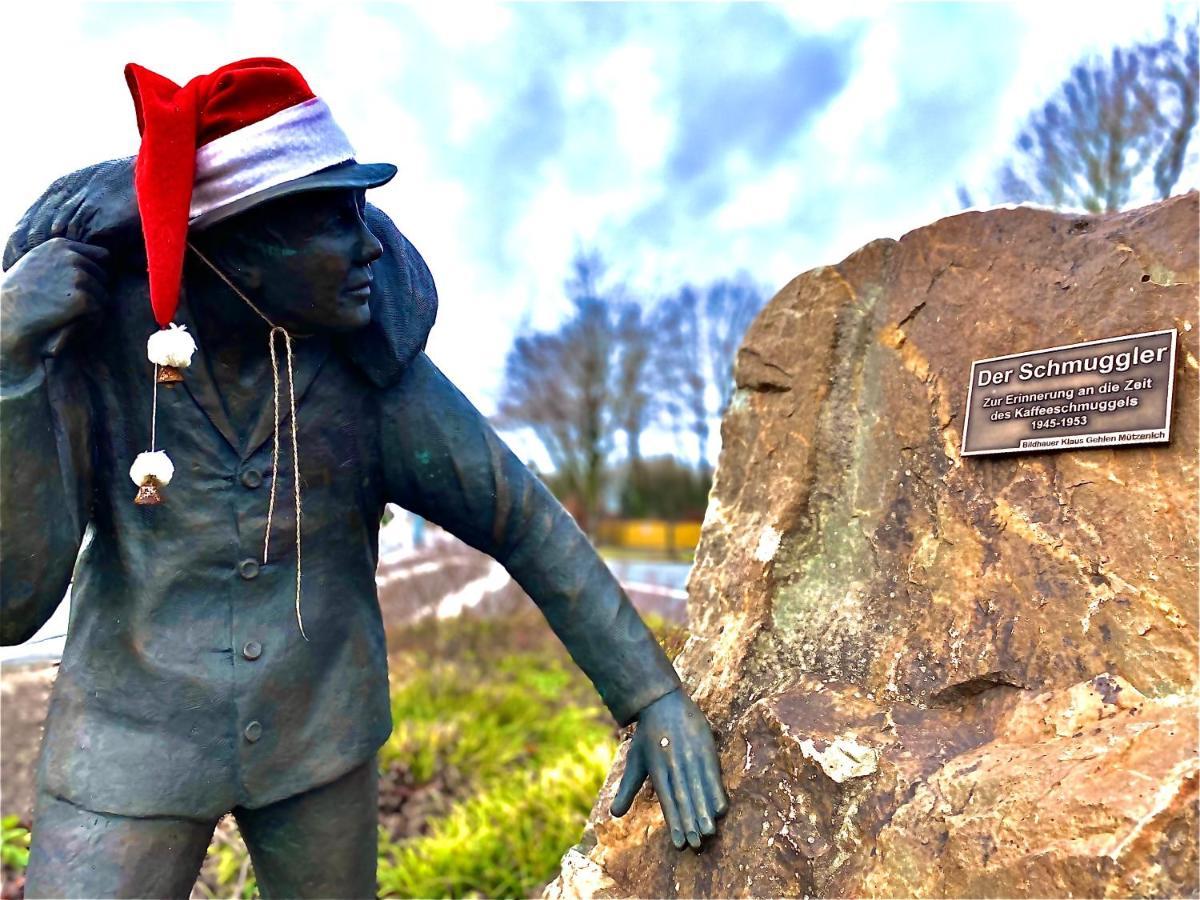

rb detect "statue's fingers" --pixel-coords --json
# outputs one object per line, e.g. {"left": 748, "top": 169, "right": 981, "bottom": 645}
{"left": 60, "top": 247, "right": 109, "bottom": 308}
{"left": 72, "top": 266, "right": 106, "bottom": 299}
{"left": 648, "top": 755, "right": 685, "bottom": 850}
{"left": 610, "top": 744, "right": 647, "bottom": 817}
{"left": 681, "top": 744, "right": 716, "bottom": 836}
{"left": 63, "top": 243, "right": 112, "bottom": 290}
{"left": 66, "top": 256, "right": 110, "bottom": 292}
{"left": 51, "top": 193, "right": 86, "bottom": 240}
{"left": 24, "top": 190, "right": 68, "bottom": 254}
{"left": 65, "top": 203, "right": 100, "bottom": 245}
{"left": 667, "top": 751, "right": 701, "bottom": 849}
{"left": 698, "top": 743, "right": 729, "bottom": 819}
{"left": 75, "top": 272, "right": 108, "bottom": 316}
{"left": 63, "top": 240, "right": 111, "bottom": 264}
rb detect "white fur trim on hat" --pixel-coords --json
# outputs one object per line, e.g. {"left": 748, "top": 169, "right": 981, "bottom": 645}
{"left": 147, "top": 323, "right": 197, "bottom": 368}
{"left": 130, "top": 451, "right": 175, "bottom": 487}
{"left": 189, "top": 97, "right": 355, "bottom": 221}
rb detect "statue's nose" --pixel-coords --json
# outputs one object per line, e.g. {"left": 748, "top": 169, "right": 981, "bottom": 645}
{"left": 354, "top": 222, "right": 384, "bottom": 267}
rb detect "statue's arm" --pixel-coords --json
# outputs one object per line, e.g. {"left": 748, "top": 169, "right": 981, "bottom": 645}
{"left": 379, "top": 352, "right": 683, "bottom": 725}
{"left": 0, "top": 240, "right": 102, "bottom": 645}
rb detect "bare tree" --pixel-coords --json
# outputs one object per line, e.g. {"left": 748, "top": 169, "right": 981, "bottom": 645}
{"left": 996, "top": 15, "right": 1199, "bottom": 212}
{"left": 704, "top": 275, "right": 765, "bottom": 416}
{"left": 655, "top": 286, "right": 708, "bottom": 472}
{"left": 1144, "top": 15, "right": 1200, "bottom": 198}
{"left": 656, "top": 275, "right": 766, "bottom": 472}
{"left": 496, "top": 249, "right": 653, "bottom": 535}
{"left": 612, "top": 301, "right": 655, "bottom": 471}
{"left": 498, "top": 251, "right": 764, "bottom": 528}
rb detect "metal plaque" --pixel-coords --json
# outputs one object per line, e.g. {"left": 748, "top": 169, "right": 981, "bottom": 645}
{"left": 961, "top": 329, "right": 1178, "bottom": 456}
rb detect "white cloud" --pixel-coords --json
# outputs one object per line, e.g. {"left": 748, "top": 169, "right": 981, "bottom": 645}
{"left": 2, "top": 0, "right": 1192, "bottom": 430}
{"left": 405, "top": 2, "right": 515, "bottom": 50}
{"left": 587, "top": 42, "right": 674, "bottom": 172}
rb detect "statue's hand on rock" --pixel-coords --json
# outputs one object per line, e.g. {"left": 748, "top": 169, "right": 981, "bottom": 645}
{"left": 3, "top": 157, "right": 138, "bottom": 270}
{"left": 0, "top": 238, "right": 110, "bottom": 388}
{"left": 610, "top": 687, "right": 729, "bottom": 851}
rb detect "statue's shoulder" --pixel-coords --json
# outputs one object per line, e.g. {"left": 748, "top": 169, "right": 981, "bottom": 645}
{"left": 336, "top": 204, "right": 439, "bottom": 389}
{"left": 3, "top": 157, "right": 140, "bottom": 272}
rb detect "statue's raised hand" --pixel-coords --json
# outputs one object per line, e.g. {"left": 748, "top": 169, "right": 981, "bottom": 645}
{"left": 3, "top": 157, "right": 138, "bottom": 270}
{"left": 610, "top": 687, "right": 729, "bottom": 850}
{"left": 1, "top": 238, "right": 110, "bottom": 387}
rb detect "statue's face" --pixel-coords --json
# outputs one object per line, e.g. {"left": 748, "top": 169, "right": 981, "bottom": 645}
{"left": 198, "top": 187, "right": 384, "bottom": 334}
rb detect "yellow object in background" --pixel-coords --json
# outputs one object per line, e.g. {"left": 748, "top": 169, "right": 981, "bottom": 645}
{"left": 596, "top": 520, "right": 702, "bottom": 553}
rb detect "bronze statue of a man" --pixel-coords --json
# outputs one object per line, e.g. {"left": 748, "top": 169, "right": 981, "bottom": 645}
{"left": 0, "top": 58, "right": 728, "bottom": 898}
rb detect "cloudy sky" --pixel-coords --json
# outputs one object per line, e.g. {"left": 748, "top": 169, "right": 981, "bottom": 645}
{"left": 3, "top": 1, "right": 1195, "bottom": 421}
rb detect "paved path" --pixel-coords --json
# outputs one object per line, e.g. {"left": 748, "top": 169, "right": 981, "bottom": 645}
{"left": 0, "top": 593, "right": 71, "bottom": 665}
{"left": 376, "top": 547, "right": 689, "bottom": 625}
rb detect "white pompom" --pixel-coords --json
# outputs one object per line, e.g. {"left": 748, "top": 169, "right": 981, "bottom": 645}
{"left": 129, "top": 450, "right": 175, "bottom": 487}
{"left": 147, "top": 323, "right": 197, "bottom": 368}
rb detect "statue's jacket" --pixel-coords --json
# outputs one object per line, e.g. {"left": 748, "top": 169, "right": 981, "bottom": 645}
{"left": 0, "top": 192, "right": 682, "bottom": 820}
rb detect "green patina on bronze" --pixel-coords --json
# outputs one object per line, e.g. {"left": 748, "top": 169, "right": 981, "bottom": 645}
{"left": 0, "top": 156, "right": 727, "bottom": 898}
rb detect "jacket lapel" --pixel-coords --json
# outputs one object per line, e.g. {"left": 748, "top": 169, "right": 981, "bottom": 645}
{"left": 242, "top": 332, "right": 331, "bottom": 461}
{"left": 172, "top": 292, "right": 331, "bottom": 461}
{"left": 172, "top": 291, "right": 241, "bottom": 456}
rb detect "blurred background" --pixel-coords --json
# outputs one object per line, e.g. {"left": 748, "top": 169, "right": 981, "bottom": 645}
{"left": 1, "top": 2, "right": 1197, "bottom": 897}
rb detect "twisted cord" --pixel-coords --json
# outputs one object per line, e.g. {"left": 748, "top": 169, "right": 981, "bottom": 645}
{"left": 187, "top": 243, "right": 276, "bottom": 328}
{"left": 264, "top": 329, "right": 282, "bottom": 564}
{"left": 187, "top": 242, "right": 308, "bottom": 640}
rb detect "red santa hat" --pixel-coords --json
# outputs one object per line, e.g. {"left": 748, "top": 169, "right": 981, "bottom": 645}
{"left": 124, "top": 56, "right": 395, "bottom": 327}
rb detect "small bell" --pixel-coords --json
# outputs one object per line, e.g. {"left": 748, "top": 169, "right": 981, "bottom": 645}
{"left": 134, "top": 478, "right": 165, "bottom": 505}
{"left": 130, "top": 451, "right": 174, "bottom": 507}
{"left": 147, "top": 323, "right": 197, "bottom": 387}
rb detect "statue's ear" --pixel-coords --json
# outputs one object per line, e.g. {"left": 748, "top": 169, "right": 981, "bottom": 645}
{"left": 337, "top": 204, "right": 439, "bottom": 388}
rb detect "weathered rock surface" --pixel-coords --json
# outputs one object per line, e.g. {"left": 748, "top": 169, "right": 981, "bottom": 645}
{"left": 547, "top": 194, "right": 1199, "bottom": 899}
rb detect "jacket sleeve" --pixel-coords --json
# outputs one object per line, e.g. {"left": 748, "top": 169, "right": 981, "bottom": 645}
{"left": 379, "top": 353, "right": 682, "bottom": 726}
{"left": 0, "top": 355, "right": 92, "bottom": 645}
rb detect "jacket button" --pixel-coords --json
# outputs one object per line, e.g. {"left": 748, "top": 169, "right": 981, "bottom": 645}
{"left": 238, "top": 559, "right": 260, "bottom": 580}
{"left": 240, "top": 468, "right": 263, "bottom": 489}
{"left": 242, "top": 641, "right": 262, "bottom": 661}
{"left": 244, "top": 721, "right": 262, "bottom": 743}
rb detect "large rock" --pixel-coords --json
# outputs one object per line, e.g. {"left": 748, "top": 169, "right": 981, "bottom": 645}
{"left": 547, "top": 193, "right": 1199, "bottom": 899}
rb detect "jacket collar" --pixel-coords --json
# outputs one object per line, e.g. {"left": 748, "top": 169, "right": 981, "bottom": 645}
{"left": 173, "top": 288, "right": 330, "bottom": 461}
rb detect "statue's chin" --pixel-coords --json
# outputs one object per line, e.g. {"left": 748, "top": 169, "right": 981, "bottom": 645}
{"left": 295, "top": 303, "right": 372, "bottom": 335}
{"left": 338, "top": 303, "right": 373, "bottom": 332}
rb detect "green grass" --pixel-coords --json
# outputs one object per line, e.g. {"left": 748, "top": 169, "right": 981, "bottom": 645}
{"left": 382, "top": 655, "right": 613, "bottom": 784}
{"left": 376, "top": 739, "right": 613, "bottom": 899}
{"left": 1, "top": 815, "right": 31, "bottom": 870}
{"left": 194, "top": 619, "right": 620, "bottom": 899}
{"left": 374, "top": 616, "right": 622, "bottom": 898}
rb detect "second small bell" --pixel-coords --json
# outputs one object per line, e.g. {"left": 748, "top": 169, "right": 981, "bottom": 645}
{"left": 130, "top": 451, "right": 175, "bottom": 507}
